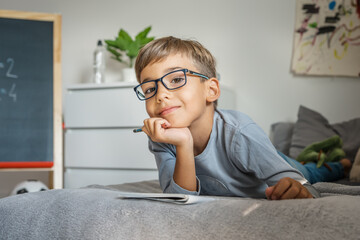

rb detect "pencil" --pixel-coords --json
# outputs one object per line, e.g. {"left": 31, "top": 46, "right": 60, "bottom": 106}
{"left": 133, "top": 128, "right": 143, "bottom": 133}
{"left": 133, "top": 123, "right": 167, "bottom": 133}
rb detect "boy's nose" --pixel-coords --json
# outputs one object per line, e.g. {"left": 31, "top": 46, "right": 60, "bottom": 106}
{"left": 155, "top": 82, "right": 169, "bottom": 102}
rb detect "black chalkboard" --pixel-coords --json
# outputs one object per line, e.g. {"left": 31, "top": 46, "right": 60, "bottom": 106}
{"left": 0, "top": 17, "right": 54, "bottom": 167}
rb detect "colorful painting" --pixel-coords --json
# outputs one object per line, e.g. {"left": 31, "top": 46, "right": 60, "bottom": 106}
{"left": 291, "top": 0, "right": 360, "bottom": 77}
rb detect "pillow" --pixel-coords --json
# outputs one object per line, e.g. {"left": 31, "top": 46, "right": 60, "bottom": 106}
{"left": 332, "top": 118, "right": 360, "bottom": 161}
{"left": 269, "top": 122, "right": 294, "bottom": 155}
{"left": 350, "top": 148, "right": 360, "bottom": 182}
{"left": 289, "top": 105, "right": 360, "bottom": 162}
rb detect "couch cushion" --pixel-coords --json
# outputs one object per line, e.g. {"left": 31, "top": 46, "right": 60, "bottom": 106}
{"left": 270, "top": 122, "right": 294, "bottom": 155}
{"left": 289, "top": 105, "right": 360, "bottom": 162}
{"left": 332, "top": 118, "right": 360, "bottom": 161}
{"left": 350, "top": 148, "right": 360, "bottom": 182}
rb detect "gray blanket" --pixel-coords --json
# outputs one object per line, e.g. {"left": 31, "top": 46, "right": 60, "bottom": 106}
{"left": 0, "top": 180, "right": 359, "bottom": 240}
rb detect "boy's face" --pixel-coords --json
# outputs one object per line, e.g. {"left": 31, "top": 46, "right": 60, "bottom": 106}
{"left": 140, "top": 54, "right": 210, "bottom": 128}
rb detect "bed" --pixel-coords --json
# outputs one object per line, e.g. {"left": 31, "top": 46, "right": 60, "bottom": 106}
{"left": 1, "top": 105, "right": 360, "bottom": 239}
{"left": 0, "top": 180, "right": 360, "bottom": 239}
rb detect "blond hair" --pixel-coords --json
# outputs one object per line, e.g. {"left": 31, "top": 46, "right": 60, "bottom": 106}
{"left": 135, "top": 36, "right": 217, "bottom": 83}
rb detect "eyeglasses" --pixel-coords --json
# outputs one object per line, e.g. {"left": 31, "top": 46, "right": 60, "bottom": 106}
{"left": 133, "top": 68, "right": 209, "bottom": 101}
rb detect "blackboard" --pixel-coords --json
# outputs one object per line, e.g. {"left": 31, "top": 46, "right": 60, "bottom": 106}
{"left": 0, "top": 10, "right": 62, "bottom": 168}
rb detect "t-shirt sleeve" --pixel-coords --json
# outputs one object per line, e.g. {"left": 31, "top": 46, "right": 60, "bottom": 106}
{"left": 148, "top": 139, "right": 200, "bottom": 195}
{"left": 231, "top": 122, "right": 309, "bottom": 187}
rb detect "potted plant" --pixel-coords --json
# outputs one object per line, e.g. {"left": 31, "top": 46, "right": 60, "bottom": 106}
{"left": 105, "top": 26, "right": 155, "bottom": 82}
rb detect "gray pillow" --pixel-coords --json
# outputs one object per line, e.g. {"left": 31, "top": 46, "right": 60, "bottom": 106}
{"left": 289, "top": 105, "right": 360, "bottom": 162}
{"left": 270, "top": 122, "right": 294, "bottom": 155}
{"left": 333, "top": 119, "right": 360, "bottom": 161}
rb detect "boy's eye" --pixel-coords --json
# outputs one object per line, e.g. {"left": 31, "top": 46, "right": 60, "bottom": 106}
{"left": 144, "top": 87, "right": 156, "bottom": 95}
{"left": 171, "top": 77, "right": 185, "bottom": 84}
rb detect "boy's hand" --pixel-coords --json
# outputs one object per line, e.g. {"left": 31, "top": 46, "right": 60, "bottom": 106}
{"left": 265, "top": 177, "right": 313, "bottom": 200}
{"left": 142, "top": 118, "right": 192, "bottom": 147}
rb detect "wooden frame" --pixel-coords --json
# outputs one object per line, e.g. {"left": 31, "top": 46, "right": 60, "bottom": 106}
{"left": 0, "top": 10, "right": 63, "bottom": 189}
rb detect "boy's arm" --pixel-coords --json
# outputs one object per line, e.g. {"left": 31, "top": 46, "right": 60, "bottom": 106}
{"left": 143, "top": 118, "right": 197, "bottom": 192}
{"left": 232, "top": 122, "right": 319, "bottom": 199}
{"left": 173, "top": 142, "right": 197, "bottom": 192}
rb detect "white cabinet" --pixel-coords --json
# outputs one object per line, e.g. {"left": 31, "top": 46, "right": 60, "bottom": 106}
{"left": 64, "top": 82, "right": 158, "bottom": 189}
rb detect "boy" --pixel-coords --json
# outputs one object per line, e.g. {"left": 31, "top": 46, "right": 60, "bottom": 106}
{"left": 133, "top": 36, "right": 351, "bottom": 200}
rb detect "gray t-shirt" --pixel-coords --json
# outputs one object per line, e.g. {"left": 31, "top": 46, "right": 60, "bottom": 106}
{"left": 149, "top": 109, "right": 319, "bottom": 198}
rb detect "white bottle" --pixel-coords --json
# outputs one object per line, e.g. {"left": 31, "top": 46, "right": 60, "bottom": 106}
{"left": 93, "top": 40, "right": 105, "bottom": 84}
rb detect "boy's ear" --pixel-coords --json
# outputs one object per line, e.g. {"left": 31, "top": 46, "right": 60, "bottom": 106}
{"left": 206, "top": 78, "right": 220, "bottom": 103}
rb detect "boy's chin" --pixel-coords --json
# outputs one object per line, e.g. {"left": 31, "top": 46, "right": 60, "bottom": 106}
{"left": 167, "top": 121, "right": 189, "bottom": 129}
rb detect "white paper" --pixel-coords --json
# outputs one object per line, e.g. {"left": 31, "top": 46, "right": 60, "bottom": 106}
{"left": 117, "top": 192, "right": 215, "bottom": 205}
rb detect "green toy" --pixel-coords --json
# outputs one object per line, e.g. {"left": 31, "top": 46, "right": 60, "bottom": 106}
{"left": 296, "top": 135, "right": 346, "bottom": 169}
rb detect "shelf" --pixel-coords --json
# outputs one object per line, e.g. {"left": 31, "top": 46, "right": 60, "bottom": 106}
{"left": 0, "top": 168, "right": 55, "bottom": 172}
{"left": 66, "top": 81, "right": 138, "bottom": 90}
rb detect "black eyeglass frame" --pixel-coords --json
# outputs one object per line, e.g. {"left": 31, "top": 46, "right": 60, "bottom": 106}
{"left": 133, "top": 68, "right": 209, "bottom": 101}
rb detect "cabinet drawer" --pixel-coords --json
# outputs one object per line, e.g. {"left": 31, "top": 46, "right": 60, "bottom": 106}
{"left": 64, "top": 168, "right": 158, "bottom": 189}
{"left": 65, "top": 128, "right": 156, "bottom": 169}
{"left": 65, "top": 87, "right": 148, "bottom": 128}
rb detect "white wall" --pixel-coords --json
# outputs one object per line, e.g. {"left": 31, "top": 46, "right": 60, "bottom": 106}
{"left": 2, "top": 0, "right": 360, "bottom": 134}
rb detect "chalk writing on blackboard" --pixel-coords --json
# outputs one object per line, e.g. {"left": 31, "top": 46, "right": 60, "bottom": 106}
{"left": 0, "top": 57, "right": 18, "bottom": 102}
{"left": 0, "top": 83, "right": 17, "bottom": 102}
{"left": 0, "top": 57, "right": 18, "bottom": 78}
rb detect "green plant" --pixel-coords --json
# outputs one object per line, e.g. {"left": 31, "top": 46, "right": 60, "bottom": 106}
{"left": 105, "top": 26, "right": 155, "bottom": 68}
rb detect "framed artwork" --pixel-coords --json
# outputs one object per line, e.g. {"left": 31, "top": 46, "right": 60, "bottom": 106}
{"left": 291, "top": 0, "right": 360, "bottom": 77}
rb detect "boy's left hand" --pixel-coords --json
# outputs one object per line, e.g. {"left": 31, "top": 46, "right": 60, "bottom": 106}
{"left": 265, "top": 177, "right": 313, "bottom": 200}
